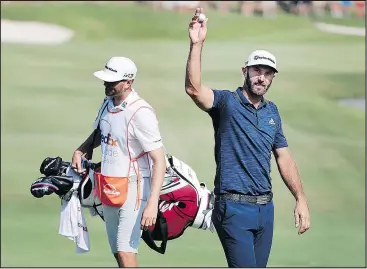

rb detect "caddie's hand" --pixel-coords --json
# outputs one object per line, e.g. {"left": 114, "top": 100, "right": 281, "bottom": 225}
{"left": 294, "top": 198, "right": 310, "bottom": 235}
{"left": 188, "top": 7, "right": 208, "bottom": 44}
{"left": 141, "top": 199, "right": 158, "bottom": 230}
{"left": 71, "top": 150, "right": 85, "bottom": 173}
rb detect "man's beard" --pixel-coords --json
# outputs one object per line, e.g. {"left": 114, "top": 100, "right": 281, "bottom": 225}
{"left": 245, "top": 73, "right": 271, "bottom": 97}
{"left": 249, "top": 82, "right": 269, "bottom": 96}
{"left": 105, "top": 87, "right": 118, "bottom": 97}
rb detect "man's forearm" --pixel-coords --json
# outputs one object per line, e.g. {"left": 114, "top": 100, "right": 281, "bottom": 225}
{"left": 277, "top": 155, "right": 306, "bottom": 201}
{"left": 76, "top": 130, "right": 101, "bottom": 154}
{"left": 185, "top": 42, "right": 204, "bottom": 94}
{"left": 147, "top": 155, "right": 166, "bottom": 203}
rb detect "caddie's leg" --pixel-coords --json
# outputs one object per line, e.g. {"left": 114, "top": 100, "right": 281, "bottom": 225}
{"left": 117, "top": 176, "right": 150, "bottom": 267}
{"left": 254, "top": 201, "right": 274, "bottom": 268}
{"left": 118, "top": 252, "right": 137, "bottom": 268}
{"left": 114, "top": 253, "right": 123, "bottom": 267}
{"left": 212, "top": 199, "right": 258, "bottom": 268}
{"left": 102, "top": 205, "right": 121, "bottom": 266}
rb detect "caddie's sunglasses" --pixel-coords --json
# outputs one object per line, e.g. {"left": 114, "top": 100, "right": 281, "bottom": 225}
{"left": 104, "top": 80, "right": 128, "bottom": 87}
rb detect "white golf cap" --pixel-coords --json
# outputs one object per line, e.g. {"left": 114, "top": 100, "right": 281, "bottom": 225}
{"left": 244, "top": 50, "right": 278, "bottom": 73}
{"left": 93, "top": 56, "right": 137, "bottom": 82}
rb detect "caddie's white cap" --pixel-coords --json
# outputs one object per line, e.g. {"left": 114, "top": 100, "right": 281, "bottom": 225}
{"left": 244, "top": 50, "right": 278, "bottom": 73}
{"left": 94, "top": 56, "right": 137, "bottom": 82}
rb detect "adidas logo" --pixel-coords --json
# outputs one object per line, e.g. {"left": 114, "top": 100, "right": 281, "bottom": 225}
{"left": 269, "top": 118, "right": 275, "bottom": 125}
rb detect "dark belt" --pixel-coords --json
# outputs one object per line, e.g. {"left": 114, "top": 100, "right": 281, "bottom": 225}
{"left": 216, "top": 192, "right": 273, "bottom": 205}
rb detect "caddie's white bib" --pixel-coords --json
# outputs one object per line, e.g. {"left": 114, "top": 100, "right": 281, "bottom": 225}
{"left": 94, "top": 90, "right": 160, "bottom": 178}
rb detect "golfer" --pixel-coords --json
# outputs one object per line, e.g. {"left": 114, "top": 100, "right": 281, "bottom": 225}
{"left": 71, "top": 56, "right": 166, "bottom": 267}
{"left": 184, "top": 8, "right": 311, "bottom": 268}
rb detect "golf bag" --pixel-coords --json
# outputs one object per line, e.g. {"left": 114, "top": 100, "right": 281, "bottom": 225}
{"left": 141, "top": 154, "right": 214, "bottom": 254}
{"left": 30, "top": 154, "right": 214, "bottom": 254}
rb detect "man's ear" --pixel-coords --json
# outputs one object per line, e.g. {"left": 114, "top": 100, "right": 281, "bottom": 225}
{"left": 242, "top": 67, "right": 247, "bottom": 77}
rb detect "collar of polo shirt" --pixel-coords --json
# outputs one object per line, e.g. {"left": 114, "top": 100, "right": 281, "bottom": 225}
{"left": 108, "top": 89, "right": 138, "bottom": 111}
{"left": 236, "top": 87, "right": 267, "bottom": 108}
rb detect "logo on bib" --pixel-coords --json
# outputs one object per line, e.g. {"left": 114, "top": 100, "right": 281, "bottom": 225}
{"left": 103, "top": 184, "right": 121, "bottom": 196}
{"left": 101, "top": 133, "right": 118, "bottom": 146}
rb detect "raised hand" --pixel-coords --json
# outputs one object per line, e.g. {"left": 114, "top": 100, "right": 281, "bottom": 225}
{"left": 188, "top": 7, "right": 208, "bottom": 44}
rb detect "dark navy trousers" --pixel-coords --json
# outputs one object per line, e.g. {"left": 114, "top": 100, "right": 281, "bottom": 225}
{"left": 212, "top": 199, "right": 274, "bottom": 268}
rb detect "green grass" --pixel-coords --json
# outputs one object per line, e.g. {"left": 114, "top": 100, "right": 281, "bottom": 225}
{"left": 1, "top": 2, "right": 365, "bottom": 268}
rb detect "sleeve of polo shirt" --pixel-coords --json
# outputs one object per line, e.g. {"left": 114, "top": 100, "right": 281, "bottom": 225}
{"left": 207, "top": 89, "right": 228, "bottom": 112}
{"left": 273, "top": 112, "right": 288, "bottom": 150}
{"left": 132, "top": 107, "right": 164, "bottom": 153}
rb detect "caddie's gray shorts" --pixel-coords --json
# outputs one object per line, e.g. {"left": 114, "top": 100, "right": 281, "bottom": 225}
{"left": 102, "top": 175, "right": 150, "bottom": 254}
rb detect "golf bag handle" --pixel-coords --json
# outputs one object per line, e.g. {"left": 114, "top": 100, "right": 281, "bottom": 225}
{"left": 141, "top": 212, "right": 168, "bottom": 254}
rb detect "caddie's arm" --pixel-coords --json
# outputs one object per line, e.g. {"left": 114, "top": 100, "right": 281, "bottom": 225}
{"left": 273, "top": 147, "right": 311, "bottom": 234}
{"left": 140, "top": 147, "right": 166, "bottom": 228}
{"left": 185, "top": 7, "right": 214, "bottom": 111}
{"left": 147, "top": 147, "right": 166, "bottom": 203}
{"left": 72, "top": 130, "right": 101, "bottom": 172}
{"left": 132, "top": 107, "right": 166, "bottom": 228}
{"left": 76, "top": 129, "right": 101, "bottom": 154}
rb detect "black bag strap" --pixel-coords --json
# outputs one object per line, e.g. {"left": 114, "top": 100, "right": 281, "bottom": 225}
{"left": 85, "top": 129, "right": 98, "bottom": 161}
{"left": 141, "top": 212, "right": 168, "bottom": 254}
{"left": 85, "top": 99, "right": 108, "bottom": 161}
{"left": 92, "top": 203, "right": 104, "bottom": 221}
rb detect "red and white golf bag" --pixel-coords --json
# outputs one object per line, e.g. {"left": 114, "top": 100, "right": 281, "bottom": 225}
{"left": 140, "top": 154, "right": 215, "bottom": 254}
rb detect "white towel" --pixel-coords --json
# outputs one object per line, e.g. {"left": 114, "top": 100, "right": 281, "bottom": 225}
{"left": 58, "top": 191, "right": 90, "bottom": 254}
{"left": 66, "top": 165, "right": 100, "bottom": 219}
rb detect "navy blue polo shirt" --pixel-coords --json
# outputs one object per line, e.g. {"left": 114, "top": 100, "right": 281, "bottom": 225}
{"left": 207, "top": 87, "right": 288, "bottom": 196}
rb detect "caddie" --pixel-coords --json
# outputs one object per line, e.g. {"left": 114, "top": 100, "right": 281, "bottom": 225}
{"left": 71, "top": 56, "right": 166, "bottom": 267}
{"left": 184, "top": 7, "right": 311, "bottom": 268}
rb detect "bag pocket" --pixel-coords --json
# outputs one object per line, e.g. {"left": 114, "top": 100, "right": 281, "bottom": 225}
{"left": 95, "top": 172, "right": 129, "bottom": 207}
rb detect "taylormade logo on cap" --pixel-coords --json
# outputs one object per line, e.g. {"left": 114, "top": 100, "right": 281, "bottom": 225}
{"left": 94, "top": 56, "right": 138, "bottom": 82}
{"left": 253, "top": 55, "right": 275, "bottom": 64}
{"left": 245, "top": 50, "right": 278, "bottom": 73}
{"left": 105, "top": 65, "right": 117, "bottom": 73}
